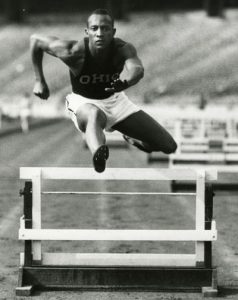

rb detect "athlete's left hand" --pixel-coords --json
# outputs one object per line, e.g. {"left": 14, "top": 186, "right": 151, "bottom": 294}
{"left": 105, "top": 79, "right": 129, "bottom": 93}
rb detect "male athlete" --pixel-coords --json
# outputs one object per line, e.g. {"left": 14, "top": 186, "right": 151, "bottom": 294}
{"left": 31, "top": 9, "right": 177, "bottom": 172}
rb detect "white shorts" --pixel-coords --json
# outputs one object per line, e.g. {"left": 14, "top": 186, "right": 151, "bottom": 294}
{"left": 66, "top": 92, "right": 140, "bottom": 132}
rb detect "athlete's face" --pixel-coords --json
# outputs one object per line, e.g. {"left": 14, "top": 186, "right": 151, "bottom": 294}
{"left": 85, "top": 14, "right": 116, "bottom": 50}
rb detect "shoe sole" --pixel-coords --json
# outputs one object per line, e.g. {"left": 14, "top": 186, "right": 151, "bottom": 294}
{"left": 93, "top": 145, "right": 109, "bottom": 173}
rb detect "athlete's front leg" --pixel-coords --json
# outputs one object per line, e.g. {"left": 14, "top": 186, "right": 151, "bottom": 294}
{"left": 76, "top": 104, "right": 109, "bottom": 172}
{"left": 112, "top": 110, "right": 177, "bottom": 154}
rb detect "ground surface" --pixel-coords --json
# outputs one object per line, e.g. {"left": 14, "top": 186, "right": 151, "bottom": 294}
{"left": 0, "top": 121, "right": 238, "bottom": 299}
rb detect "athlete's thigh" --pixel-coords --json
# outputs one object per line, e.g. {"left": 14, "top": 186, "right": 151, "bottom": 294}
{"left": 112, "top": 110, "right": 174, "bottom": 146}
{"left": 76, "top": 103, "right": 107, "bottom": 131}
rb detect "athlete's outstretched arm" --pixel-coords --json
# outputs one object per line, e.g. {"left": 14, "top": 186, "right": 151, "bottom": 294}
{"left": 105, "top": 43, "right": 144, "bottom": 93}
{"left": 30, "top": 34, "right": 78, "bottom": 99}
{"left": 121, "top": 43, "right": 144, "bottom": 87}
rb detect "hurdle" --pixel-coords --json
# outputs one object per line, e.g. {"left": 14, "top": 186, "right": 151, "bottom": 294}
{"left": 170, "top": 164, "right": 238, "bottom": 191}
{"left": 169, "top": 113, "right": 238, "bottom": 166}
{"left": 16, "top": 167, "right": 218, "bottom": 297}
{"left": 141, "top": 104, "right": 238, "bottom": 164}
{"left": 168, "top": 116, "right": 238, "bottom": 190}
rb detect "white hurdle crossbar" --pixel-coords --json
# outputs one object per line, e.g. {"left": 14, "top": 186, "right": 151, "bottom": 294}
{"left": 19, "top": 167, "right": 217, "bottom": 266}
{"left": 17, "top": 167, "right": 218, "bottom": 296}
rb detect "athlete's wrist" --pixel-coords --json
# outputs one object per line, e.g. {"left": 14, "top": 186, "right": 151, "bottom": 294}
{"left": 105, "top": 78, "right": 129, "bottom": 93}
{"left": 115, "top": 79, "right": 129, "bottom": 92}
{"left": 123, "top": 80, "right": 129, "bottom": 89}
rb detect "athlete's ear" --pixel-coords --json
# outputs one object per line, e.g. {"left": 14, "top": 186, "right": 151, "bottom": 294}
{"left": 85, "top": 28, "right": 89, "bottom": 36}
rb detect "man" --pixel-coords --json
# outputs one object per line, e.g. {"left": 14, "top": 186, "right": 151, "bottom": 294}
{"left": 31, "top": 8, "right": 177, "bottom": 173}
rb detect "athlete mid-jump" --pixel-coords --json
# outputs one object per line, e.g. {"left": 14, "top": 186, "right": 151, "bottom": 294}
{"left": 31, "top": 8, "right": 177, "bottom": 172}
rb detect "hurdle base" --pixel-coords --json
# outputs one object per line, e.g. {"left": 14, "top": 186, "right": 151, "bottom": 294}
{"left": 202, "top": 286, "right": 218, "bottom": 297}
{"left": 16, "top": 285, "right": 33, "bottom": 297}
{"left": 16, "top": 266, "right": 217, "bottom": 296}
{"left": 147, "top": 152, "right": 169, "bottom": 163}
{"left": 171, "top": 180, "right": 238, "bottom": 192}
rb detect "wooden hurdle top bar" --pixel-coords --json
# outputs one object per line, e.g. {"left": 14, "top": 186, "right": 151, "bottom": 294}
{"left": 142, "top": 104, "right": 238, "bottom": 120}
{"left": 169, "top": 164, "right": 238, "bottom": 173}
{"left": 20, "top": 167, "right": 217, "bottom": 181}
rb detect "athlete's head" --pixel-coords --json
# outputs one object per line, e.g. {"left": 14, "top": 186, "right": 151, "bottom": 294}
{"left": 85, "top": 9, "right": 116, "bottom": 50}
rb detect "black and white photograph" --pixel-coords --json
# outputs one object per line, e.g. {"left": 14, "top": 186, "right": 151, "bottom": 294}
{"left": 0, "top": 1, "right": 238, "bottom": 299}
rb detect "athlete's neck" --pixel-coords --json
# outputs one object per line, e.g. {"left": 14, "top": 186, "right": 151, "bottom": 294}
{"left": 89, "top": 42, "right": 113, "bottom": 61}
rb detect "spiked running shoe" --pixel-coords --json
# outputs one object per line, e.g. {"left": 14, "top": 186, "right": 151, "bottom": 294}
{"left": 93, "top": 145, "right": 109, "bottom": 173}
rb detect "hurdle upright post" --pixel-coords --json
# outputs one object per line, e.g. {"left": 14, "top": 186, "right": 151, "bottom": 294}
{"left": 204, "top": 183, "right": 214, "bottom": 268}
{"left": 195, "top": 170, "right": 205, "bottom": 266}
{"left": 16, "top": 167, "right": 218, "bottom": 297}
{"left": 31, "top": 169, "right": 42, "bottom": 264}
{"left": 17, "top": 181, "right": 34, "bottom": 296}
{"left": 202, "top": 183, "right": 218, "bottom": 297}
{"left": 22, "top": 181, "right": 33, "bottom": 266}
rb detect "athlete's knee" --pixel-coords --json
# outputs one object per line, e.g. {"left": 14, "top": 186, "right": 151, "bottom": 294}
{"left": 162, "top": 139, "right": 177, "bottom": 154}
{"left": 151, "top": 137, "right": 177, "bottom": 154}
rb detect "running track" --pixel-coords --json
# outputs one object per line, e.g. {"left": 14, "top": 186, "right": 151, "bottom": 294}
{"left": 0, "top": 120, "right": 238, "bottom": 299}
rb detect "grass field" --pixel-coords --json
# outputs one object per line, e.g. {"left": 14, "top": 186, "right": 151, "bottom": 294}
{"left": 1, "top": 9, "right": 238, "bottom": 300}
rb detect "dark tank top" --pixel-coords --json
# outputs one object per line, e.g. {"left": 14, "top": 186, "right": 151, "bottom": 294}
{"left": 69, "top": 38, "right": 124, "bottom": 99}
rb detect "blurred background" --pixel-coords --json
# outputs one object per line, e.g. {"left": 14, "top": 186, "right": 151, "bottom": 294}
{"left": 0, "top": 0, "right": 238, "bottom": 133}
{"left": 1, "top": 2, "right": 238, "bottom": 299}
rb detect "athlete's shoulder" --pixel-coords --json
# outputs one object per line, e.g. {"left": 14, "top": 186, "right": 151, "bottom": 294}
{"left": 69, "top": 39, "right": 85, "bottom": 56}
{"left": 56, "top": 38, "right": 85, "bottom": 73}
{"left": 37, "top": 35, "right": 85, "bottom": 59}
{"left": 114, "top": 37, "right": 127, "bottom": 48}
{"left": 114, "top": 38, "right": 137, "bottom": 58}
{"left": 49, "top": 37, "right": 85, "bottom": 59}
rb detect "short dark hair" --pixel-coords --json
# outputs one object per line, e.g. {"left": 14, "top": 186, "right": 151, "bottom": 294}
{"left": 87, "top": 8, "right": 114, "bottom": 27}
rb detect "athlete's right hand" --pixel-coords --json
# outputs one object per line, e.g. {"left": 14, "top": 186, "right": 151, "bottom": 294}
{"left": 33, "top": 80, "right": 50, "bottom": 100}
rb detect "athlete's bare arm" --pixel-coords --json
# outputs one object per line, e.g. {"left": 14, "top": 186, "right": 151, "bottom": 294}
{"left": 120, "top": 42, "right": 144, "bottom": 86}
{"left": 105, "top": 41, "right": 144, "bottom": 93}
{"left": 30, "top": 34, "right": 84, "bottom": 99}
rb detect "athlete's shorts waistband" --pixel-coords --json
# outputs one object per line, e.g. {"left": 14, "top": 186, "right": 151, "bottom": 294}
{"left": 70, "top": 92, "right": 119, "bottom": 101}
{"left": 66, "top": 91, "right": 140, "bottom": 132}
